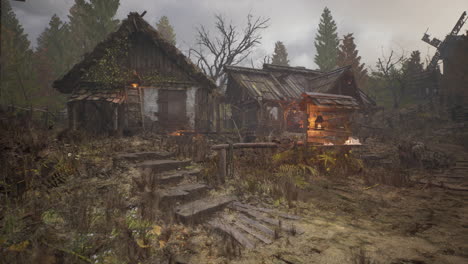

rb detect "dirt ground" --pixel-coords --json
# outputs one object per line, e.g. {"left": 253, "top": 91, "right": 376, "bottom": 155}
{"left": 186, "top": 177, "right": 468, "bottom": 264}
{"left": 2, "top": 129, "right": 467, "bottom": 264}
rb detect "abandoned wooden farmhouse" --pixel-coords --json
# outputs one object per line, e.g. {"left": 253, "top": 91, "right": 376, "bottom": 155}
{"left": 54, "top": 12, "right": 217, "bottom": 134}
{"left": 224, "top": 64, "right": 375, "bottom": 140}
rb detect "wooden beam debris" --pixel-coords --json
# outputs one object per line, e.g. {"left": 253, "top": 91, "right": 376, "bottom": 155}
{"left": 211, "top": 142, "right": 278, "bottom": 150}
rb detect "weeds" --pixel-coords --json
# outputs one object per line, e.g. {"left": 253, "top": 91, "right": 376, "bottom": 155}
{"left": 220, "top": 146, "right": 364, "bottom": 206}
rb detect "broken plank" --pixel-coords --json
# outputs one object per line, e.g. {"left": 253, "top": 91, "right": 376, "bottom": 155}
{"left": 233, "top": 202, "right": 301, "bottom": 220}
{"left": 208, "top": 218, "right": 255, "bottom": 249}
{"left": 230, "top": 204, "right": 304, "bottom": 234}
{"left": 226, "top": 216, "right": 273, "bottom": 244}
{"left": 237, "top": 214, "right": 275, "bottom": 238}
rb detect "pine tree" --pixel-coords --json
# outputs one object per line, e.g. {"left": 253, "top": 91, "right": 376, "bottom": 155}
{"left": 88, "top": 0, "right": 120, "bottom": 44}
{"left": 36, "top": 15, "right": 73, "bottom": 77}
{"left": 314, "top": 7, "right": 339, "bottom": 71}
{"left": 271, "top": 41, "right": 289, "bottom": 66}
{"left": 402, "top": 50, "right": 425, "bottom": 98}
{"left": 337, "top": 33, "right": 368, "bottom": 88}
{"left": 156, "top": 16, "right": 176, "bottom": 45}
{"left": 0, "top": 0, "right": 36, "bottom": 106}
{"left": 67, "top": 0, "right": 120, "bottom": 63}
{"left": 34, "top": 15, "right": 73, "bottom": 108}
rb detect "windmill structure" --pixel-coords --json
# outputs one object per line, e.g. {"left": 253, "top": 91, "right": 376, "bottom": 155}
{"left": 422, "top": 11, "right": 467, "bottom": 71}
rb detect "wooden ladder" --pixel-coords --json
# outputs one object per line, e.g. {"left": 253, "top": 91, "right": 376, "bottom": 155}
{"left": 125, "top": 87, "right": 144, "bottom": 130}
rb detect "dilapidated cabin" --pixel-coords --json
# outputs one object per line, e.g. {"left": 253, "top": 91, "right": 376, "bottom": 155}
{"left": 54, "top": 12, "right": 217, "bottom": 134}
{"left": 300, "top": 92, "right": 360, "bottom": 145}
{"left": 224, "top": 64, "right": 374, "bottom": 137}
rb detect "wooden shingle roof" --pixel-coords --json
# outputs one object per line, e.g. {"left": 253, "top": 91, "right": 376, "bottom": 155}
{"left": 225, "top": 64, "right": 375, "bottom": 108}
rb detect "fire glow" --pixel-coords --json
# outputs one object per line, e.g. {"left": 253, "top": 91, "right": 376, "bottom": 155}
{"left": 344, "top": 137, "right": 361, "bottom": 145}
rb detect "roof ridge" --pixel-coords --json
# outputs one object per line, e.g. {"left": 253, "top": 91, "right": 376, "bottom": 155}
{"left": 263, "top": 63, "right": 322, "bottom": 74}
{"left": 307, "top": 65, "right": 351, "bottom": 81}
{"left": 224, "top": 65, "right": 270, "bottom": 74}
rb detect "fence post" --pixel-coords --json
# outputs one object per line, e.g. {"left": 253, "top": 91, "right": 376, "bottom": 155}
{"left": 218, "top": 148, "right": 227, "bottom": 184}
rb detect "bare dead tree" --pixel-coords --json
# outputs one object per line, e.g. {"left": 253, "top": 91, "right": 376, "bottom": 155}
{"left": 189, "top": 14, "right": 270, "bottom": 86}
{"left": 376, "top": 49, "right": 408, "bottom": 109}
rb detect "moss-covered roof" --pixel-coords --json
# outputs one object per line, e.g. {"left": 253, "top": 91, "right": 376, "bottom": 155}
{"left": 53, "top": 12, "right": 216, "bottom": 94}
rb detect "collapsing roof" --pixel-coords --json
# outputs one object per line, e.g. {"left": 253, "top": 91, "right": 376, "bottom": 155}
{"left": 54, "top": 12, "right": 216, "bottom": 94}
{"left": 225, "top": 64, "right": 321, "bottom": 101}
{"left": 225, "top": 64, "right": 375, "bottom": 108}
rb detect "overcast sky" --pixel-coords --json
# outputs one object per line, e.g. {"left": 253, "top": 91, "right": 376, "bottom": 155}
{"left": 10, "top": 0, "right": 468, "bottom": 71}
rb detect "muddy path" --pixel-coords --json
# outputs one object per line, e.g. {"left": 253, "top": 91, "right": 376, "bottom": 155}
{"left": 186, "top": 178, "right": 468, "bottom": 264}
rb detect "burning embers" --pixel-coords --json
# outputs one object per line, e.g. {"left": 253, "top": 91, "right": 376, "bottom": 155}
{"left": 344, "top": 137, "right": 361, "bottom": 145}
{"left": 169, "top": 130, "right": 193, "bottom": 136}
{"left": 321, "top": 137, "right": 361, "bottom": 146}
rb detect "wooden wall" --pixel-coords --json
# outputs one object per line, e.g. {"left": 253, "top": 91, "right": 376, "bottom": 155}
{"left": 306, "top": 104, "right": 354, "bottom": 145}
{"left": 128, "top": 32, "right": 191, "bottom": 82}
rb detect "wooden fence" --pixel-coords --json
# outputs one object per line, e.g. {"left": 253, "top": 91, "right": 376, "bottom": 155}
{"left": 0, "top": 104, "right": 67, "bottom": 129}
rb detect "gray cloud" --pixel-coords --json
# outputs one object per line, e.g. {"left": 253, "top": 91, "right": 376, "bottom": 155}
{"left": 10, "top": 0, "right": 468, "bottom": 70}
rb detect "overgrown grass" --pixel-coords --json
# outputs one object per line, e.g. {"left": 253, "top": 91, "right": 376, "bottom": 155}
{"left": 206, "top": 146, "right": 365, "bottom": 207}
{"left": 0, "top": 113, "right": 196, "bottom": 263}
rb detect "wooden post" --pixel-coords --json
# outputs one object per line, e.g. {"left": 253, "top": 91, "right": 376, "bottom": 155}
{"left": 216, "top": 98, "right": 221, "bottom": 135}
{"left": 113, "top": 105, "right": 118, "bottom": 131}
{"left": 138, "top": 87, "right": 145, "bottom": 130}
{"left": 218, "top": 148, "right": 227, "bottom": 184}
{"left": 228, "top": 143, "right": 234, "bottom": 178}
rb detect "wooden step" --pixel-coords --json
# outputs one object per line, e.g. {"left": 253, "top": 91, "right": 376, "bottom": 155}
{"left": 136, "top": 160, "right": 191, "bottom": 173}
{"left": 175, "top": 195, "right": 236, "bottom": 224}
{"left": 115, "top": 151, "right": 174, "bottom": 162}
{"left": 156, "top": 169, "right": 201, "bottom": 185}
{"left": 160, "top": 183, "right": 208, "bottom": 203}
{"left": 208, "top": 218, "right": 255, "bottom": 249}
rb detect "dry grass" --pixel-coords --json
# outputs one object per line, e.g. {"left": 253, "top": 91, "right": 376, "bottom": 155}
{"left": 203, "top": 145, "right": 365, "bottom": 207}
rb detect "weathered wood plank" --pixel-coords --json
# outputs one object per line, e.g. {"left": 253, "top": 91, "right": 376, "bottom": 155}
{"left": 237, "top": 214, "right": 275, "bottom": 238}
{"left": 211, "top": 143, "right": 278, "bottom": 150}
{"left": 230, "top": 204, "right": 303, "bottom": 234}
{"left": 226, "top": 216, "right": 273, "bottom": 244}
{"left": 136, "top": 160, "right": 191, "bottom": 173}
{"left": 218, "top": 149, "right": 227, "bottom": 183}
{"left": 176, "top": 195, "right": 236, "bottom": 223}
{"left": 208, "top": 218, "right": 255, "bottom": 249}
